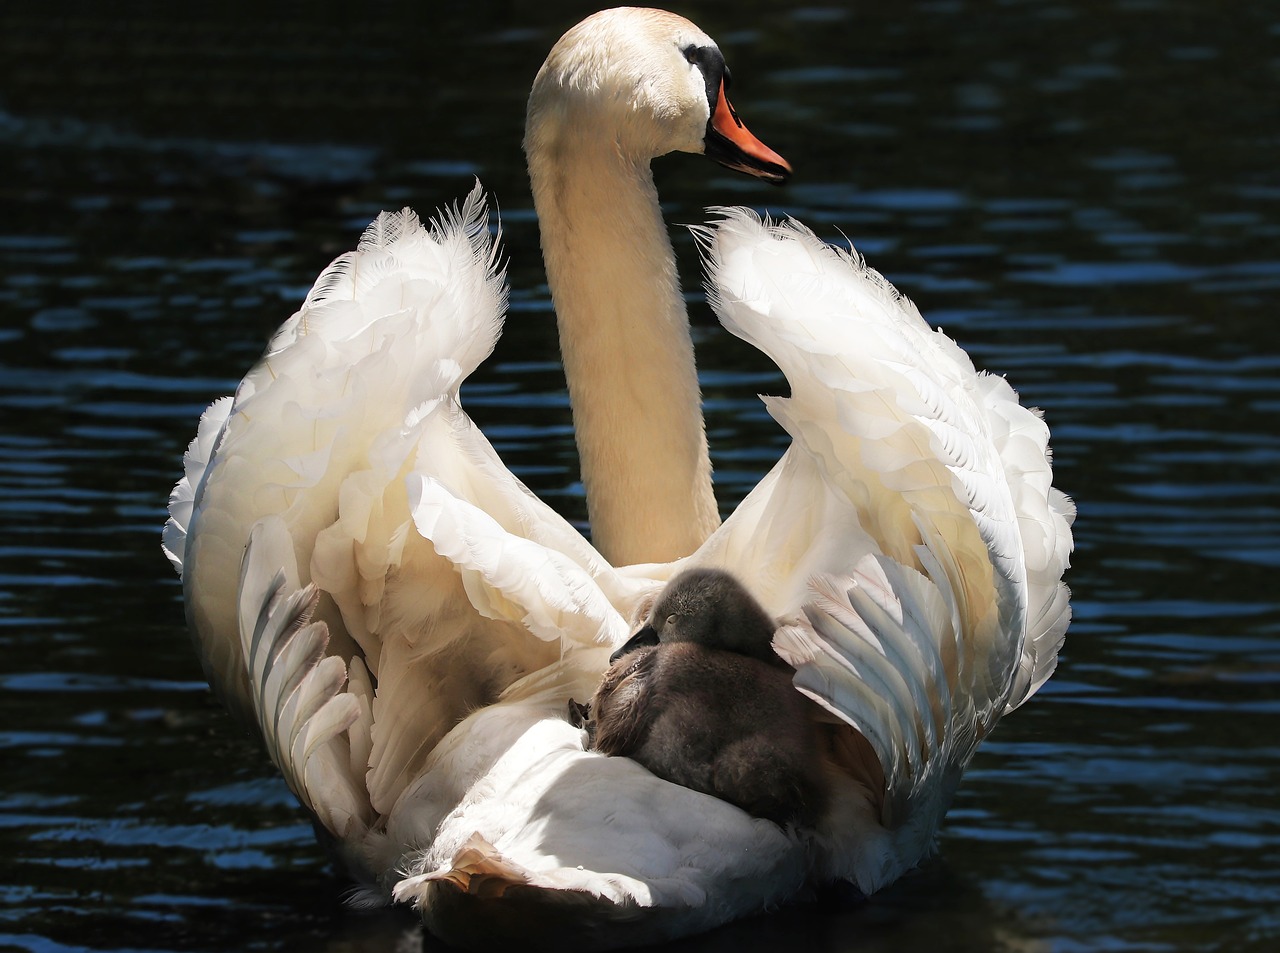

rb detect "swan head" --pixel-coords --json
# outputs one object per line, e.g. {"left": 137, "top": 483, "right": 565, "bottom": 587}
{"left": 612, "top": 567, "right": 783, "bottom": 666}
{"left": 525, "top": 8, "right": 790, "bottom": 182}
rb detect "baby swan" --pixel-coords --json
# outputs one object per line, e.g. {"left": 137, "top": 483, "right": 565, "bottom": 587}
{"left": 588, "top": 569, "right": 827, "bottom": 827}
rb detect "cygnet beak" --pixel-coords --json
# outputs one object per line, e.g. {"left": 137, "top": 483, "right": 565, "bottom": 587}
{"left": 610, "top": 624, "right": 660, "bottom": 664}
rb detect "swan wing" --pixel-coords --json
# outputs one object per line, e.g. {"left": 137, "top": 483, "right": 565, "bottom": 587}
{"left": 699, "top": 207, "right": 1072, "bottom": 705}
{"left": 169, "top": 185, "right": 668, "bottom": 894}
{"left": 162, "top": 395, "right": 232, "bottom": 576}
{"left": 171, "top": 184, "right": 506, "bottom": 723}
{"left": 304, "top": 325, "right": 649, "bottom": 820}
{"left": 696, "top": 209, "right": 1073, "bottom": 887}
{"left": 170, "top": 185, "right": 595, "bottom": 829}
{"left": 236, "top": 516, "right": 374, "bottom": 844}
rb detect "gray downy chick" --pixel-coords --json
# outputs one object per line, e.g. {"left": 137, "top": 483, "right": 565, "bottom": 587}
{"left": 589, "top": 568, "right": 827, "bottom": 827}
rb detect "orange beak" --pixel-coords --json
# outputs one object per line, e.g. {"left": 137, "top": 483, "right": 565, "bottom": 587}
{"left": 705, "top": 80, "right": 792, "bottom": 184}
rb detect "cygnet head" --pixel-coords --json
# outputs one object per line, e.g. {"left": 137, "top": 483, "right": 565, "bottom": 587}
{"left": 613, "top": 567, "right": 782, "bottom": 666}
{"left": 525, "top": 8, "right": 790, "bottom": 180}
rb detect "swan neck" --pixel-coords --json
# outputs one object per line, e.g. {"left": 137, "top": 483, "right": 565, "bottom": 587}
{"left": 529, "top": 139, "right": 719, "bottom": 566}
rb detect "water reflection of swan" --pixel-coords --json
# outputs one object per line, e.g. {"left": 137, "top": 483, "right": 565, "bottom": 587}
{"left": 162, "top": 7, "right": 1073, "bottom": 949}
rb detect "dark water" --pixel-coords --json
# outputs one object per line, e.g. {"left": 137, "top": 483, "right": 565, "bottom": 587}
{"left": 3, "top": 1, "right": 1278, "bottom": 950}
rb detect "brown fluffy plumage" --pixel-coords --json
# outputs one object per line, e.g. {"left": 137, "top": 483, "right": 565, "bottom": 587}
{"left": 589, "top": 569, "right": 826, "bottom": 826}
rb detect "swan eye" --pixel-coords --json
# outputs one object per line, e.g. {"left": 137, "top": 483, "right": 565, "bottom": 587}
{"left": 679, "top": 44, "right": 729, "bottom": 117}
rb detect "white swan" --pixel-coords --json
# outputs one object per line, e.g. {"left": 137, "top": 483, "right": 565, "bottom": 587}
{"left": 162, "top": 7, "right": 1073, "bottom": 949}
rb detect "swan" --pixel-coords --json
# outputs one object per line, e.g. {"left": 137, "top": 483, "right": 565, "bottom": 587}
{"left": 610, "top": 568, "right": 783, "bottom": 665}
{"left": 162, "top": 6, "right": 1074, "bottom": 950}
{"left": 588, "top": 569, "right": 827, "bottom": 828}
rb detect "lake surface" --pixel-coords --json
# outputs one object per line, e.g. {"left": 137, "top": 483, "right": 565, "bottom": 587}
{"left": 2, "top": 1, "right": 1278, "bottom": 950}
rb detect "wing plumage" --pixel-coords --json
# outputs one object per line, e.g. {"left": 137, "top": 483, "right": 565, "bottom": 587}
{"left": 165, "top": 191, "right": 1071, "bottom": 940}
{"left": 162, "top": 396, "right": 232, "bottom": 576}
{"left": 697, "top": 209, "right": 1073, "bottom": 886}
{"left": 168, "top": 184, "right": 550, "bottom": 831}
{"left": 701, "top": 209, "right": 1071, "bottom": 680}
{"left": 237, "top": 516, "right": 373, "bottom": 841}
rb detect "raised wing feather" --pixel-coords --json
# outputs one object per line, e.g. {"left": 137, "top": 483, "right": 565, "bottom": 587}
{"left": 700, "top": 207, "right": 1071, "bottom": 694}
{"left": 237, "top": 517, "right": 373, "bottom": 842}
{"left": 174, "top": 185, "right": 509, "bottom": 729}
{"left": 697, "top": 209, "right": 1073, "bottom": 887}
{"left": 165, "top": 188, "right": 1072, "bottom": 934}
{"left": 169, "top": 185, "right": 580, "bottom": 836}
{"left": 772, "top": 557, "right": 980, "bottom": 892}
{"left": 162, "top": 396, "right": 232, "bottom": 576}
{"left": 700, "top": 210, "right": 1028, "bottom": 641}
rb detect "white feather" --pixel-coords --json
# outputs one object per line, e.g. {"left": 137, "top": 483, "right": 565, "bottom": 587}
{"left": 235, "top": 518, "right": 373, "bottom": 841}
{"left": 164, "top": 8, "right": 1072, "bottom": 947}
{"left": 161, "top": 395, "right": 232, "bottom": 574}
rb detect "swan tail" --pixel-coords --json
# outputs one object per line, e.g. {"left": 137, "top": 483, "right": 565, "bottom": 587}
{"left": 394, "top": 833, "right": 542, "bottom": 901}
{"left": 392, "top": 834, "right": 653, "bottom": 950}
{"left": 238, "top": 517, "right": 375, "bottom": 843}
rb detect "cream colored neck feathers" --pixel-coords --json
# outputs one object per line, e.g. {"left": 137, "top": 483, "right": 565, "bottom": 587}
{"left": 524, "top": 10, "right": 722, "bottom": 566}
